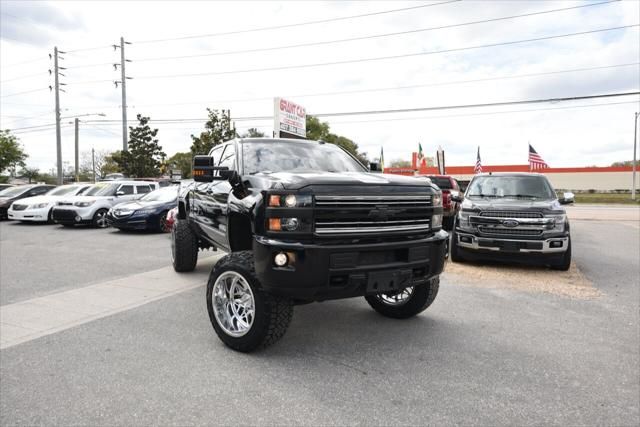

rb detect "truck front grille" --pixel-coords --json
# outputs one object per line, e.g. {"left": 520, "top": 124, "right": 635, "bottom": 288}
{"left": 479, "top": 211, "right": 543, "bottom": 218}
{"left": 314, "top": 195, "right": 432, "bottom": 235}
{"left": 478, "top": 226, "right": 543, "bottom": 236}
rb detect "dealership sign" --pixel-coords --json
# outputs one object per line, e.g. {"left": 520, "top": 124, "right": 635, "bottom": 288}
{"left": 274, "top": 97, "right": 306, "bottom": 139}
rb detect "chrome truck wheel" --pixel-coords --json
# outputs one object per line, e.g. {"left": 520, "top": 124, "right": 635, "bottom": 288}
{"left": 211, "top": 271, "right": 255, "bottom": 337}
{"left": 365, "top": 277, "right": 440, "bottom": 319}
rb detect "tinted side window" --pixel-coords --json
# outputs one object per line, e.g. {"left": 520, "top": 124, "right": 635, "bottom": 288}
{"left": 30, "top": 187, "right": 49, "bottom": 196}
{"left": 136, "top": 185, "right": 151, "bottom": 194}
{"left": 219, "top": 144, "right": 236, "bottom": 170}
{"left": 210, "top": 145, "right": 225, "bottom": 177}
{"left": 118, "top": 185, "right": 134, "bottom": 195}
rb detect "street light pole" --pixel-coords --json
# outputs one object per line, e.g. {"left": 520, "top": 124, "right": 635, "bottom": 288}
{"left": 633, "top": 112, "right": 638, "bottom": 201}
{"left": 74, "top": 118, "right": 79, "bottom": 182}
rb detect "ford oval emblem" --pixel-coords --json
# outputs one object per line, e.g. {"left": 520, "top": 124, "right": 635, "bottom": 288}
{"left": 502, "top": 219, "right": 519, "bottom": 228}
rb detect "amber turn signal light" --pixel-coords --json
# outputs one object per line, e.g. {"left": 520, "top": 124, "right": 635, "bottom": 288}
{"left": 268, "top": 195, "right": 281, "bottom": 207}
{"left": 268, "top": 218, "right": 281, "bottom": 231}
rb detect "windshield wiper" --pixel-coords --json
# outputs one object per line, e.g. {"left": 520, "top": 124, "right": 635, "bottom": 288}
{"left": 468, "top": 194, "right": 502, "bottom": 198}
{"left": 505, "top": 194, "right": 539, "bottom": 199}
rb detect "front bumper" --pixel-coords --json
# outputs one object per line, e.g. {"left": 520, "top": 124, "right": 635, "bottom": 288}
{"left": 52, "top": 207, "right": 93, "bottom": 225}
{"left": 7, "top": 206, "right": 49, "bottom": 222}
{"left": 253, "top": 230, "right": 448, "bottom": 302}
{"left": 455, "top": 229, "right": 569, "bottom": 254}
{"left": 106, "top": 212, "right": 150, "bottom": 230}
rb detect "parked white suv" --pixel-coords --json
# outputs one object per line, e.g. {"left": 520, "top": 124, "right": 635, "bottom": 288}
{"left": 52, "top": 180, "right": 158, "bottom": 228}
{"left": 8, "top": 183, "right": 92, "bottom": 223}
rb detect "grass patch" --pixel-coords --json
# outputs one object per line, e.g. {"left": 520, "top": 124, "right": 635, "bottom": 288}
{"left": 574, "top": 193, "right": 640, "bottom": 205}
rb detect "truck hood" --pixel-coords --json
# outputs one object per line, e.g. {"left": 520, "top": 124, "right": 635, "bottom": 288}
{"left": 257, "top": 171, "right": 430, "bottom": 190}
{"left": 462, "top": 197, "right": 564, "bottom": 213}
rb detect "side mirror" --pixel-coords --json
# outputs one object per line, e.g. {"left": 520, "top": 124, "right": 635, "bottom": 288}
{"left": 450, "top": 191, "right": 463, "bottom": 203}
{"left": 369, "top": 162, "right": 382, "bottom": 173}
{"left": 192, "top": 155, "right": 229, "bottom": 182}
{"left": 116, "top": 191, "right": 125, "bottom": 196}
{"left": 559, "top": 192, "right": 575, "bottom": 204}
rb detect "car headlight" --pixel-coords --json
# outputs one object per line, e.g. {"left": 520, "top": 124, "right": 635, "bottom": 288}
{"left": 74, "top": 201, "right": 95, "bottom": 207}
{"left": 135, "top": 209, "right": 154, "bottom": 215}
{"left": 457, "top": 211, "right": 474, "bottom": 231}
{"left": 431, "top": 214, "right": 442, "bottom": 229}
{"left": 267, "top": 217, "right": 312, "bottom": 232}
{"left": 548, "top": 214, "right": 567, "bottom": 232}
{"left": 29, "top": 203, "right": 48, "bottom": 209}
{"left": 267, "top": 194, "right": 312, "bottom": 207}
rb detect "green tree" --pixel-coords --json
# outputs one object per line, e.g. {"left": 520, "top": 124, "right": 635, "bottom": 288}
{"left": 305, "top": 115, "right": 369, "bottom": 165}
{"left": 611, "top": 160, "right": 640, "bottom": 167}
{"left": 240, "top": 128, "right": 266, "bottom": 138}
{"left": 0, "top": 130, "right": 28, "bottom": 175}
{"left": 390, "top": 159, "right": 412, "bottom": 168}
{"left": 115, "top": 115, "right": 166, "bottom": 177}
{"left": 81, "top": 150, "right": 120, "bottom": 179}
{"left": 166, "top": 152, "right": 192, "bottom": 179}
{"left": 190, "top": 109, "right": 236, "bottom": 155}
{"left": 19, "top": 166, "right": 39, "bottom": 183}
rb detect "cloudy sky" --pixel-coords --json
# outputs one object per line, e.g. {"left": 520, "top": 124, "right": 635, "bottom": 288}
{"left": 1, "top": 0, "right": 638, "bottom": 172}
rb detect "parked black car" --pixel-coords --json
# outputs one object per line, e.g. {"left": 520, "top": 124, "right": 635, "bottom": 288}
{"left": 0, "top": 184, "right": 56, "bottom": 220}
{"left": 107, "top": 186, "right": 177, "bottom": 231}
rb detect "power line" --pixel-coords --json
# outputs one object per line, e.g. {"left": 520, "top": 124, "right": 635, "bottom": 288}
{"left": 0, "top": 88, "right": 49, "bottom": 98}
{"left": 329, "top": 101, "right": 639, "bottom": 125}
{"left": 132, "top": 0, "right": 619, "bottom": 63}
{"left": 75, "top": 91, "right": 638, "bottom": 124}
{"left": 311, "top": 91, "right": 640, "bottom": 118}
{"left": 132, "top": 1, "right": 460, "bottom": 45}
{"left": 113, "top": 62, "right": 637, "bottom": 109}
{"left": 135, "top": 25, "right": 639, "bottom": 80}
{"left": 0, "top": 71, "right": 48, "bottom": 84}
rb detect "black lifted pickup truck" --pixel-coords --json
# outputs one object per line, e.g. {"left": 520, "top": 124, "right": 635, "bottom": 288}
{"left": 450, "top": 173, "right": 573, "bottom": 270}
{"left": 171, "top": 138, "right": 447, "bottom": 352}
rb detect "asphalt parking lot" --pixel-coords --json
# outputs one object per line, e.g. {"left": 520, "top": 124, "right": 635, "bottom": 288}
{"left": 1, "top": 207, "right": 638, "bottom": 425}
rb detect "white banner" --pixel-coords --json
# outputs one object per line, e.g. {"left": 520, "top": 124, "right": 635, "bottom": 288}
{"left": 274, "top": 97, "right": 306, "bottom": 138}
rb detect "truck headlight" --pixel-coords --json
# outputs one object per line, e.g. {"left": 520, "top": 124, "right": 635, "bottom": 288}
{"left": 431, "top": 214, "right": 442, "bottom": 229}
{"left": 267, "top": 217, "right": 312, "bottom": 232}
{"left": 548, "top": 214, "right": 566, "bottom": 232}
{"left": 74, "top": 201, "right": 95, "bottom": 207}
{"left": 29, "top": 203, "right": 48, "bottom": 209}
{"left": 432, "top": 193, "right": 442, "bottom": 207}
{"left": 268, "top": 194, "right": 312, "bottom": 207}
{"left": 457, "top": 211, "right": 473, "bottom": 231}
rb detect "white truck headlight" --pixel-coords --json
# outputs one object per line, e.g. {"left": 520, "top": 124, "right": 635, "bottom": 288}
{"left": 431, "top": 214, "right": 442, "bottom": 229}
{"left": 549, "top": 214, "right": 567, "bottom": 232}
{"left": 457, "top": 211, "right": 473, "bottom": 231}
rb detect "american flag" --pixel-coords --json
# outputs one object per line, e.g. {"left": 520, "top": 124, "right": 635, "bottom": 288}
{"left": 474, "top": 146, "right": 482, "bottom": 174}
{"left": 528, "top": 144, "right": 548, "bottom": 170}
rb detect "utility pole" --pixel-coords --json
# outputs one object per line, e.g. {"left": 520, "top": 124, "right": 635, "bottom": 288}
{"left": 52, "top": 47, "right": 65, "bottom": 185}
{"left": 74, "top": 118, "right": 79, "bottom": 182}
{"left": 633, "top": 112, "right": 638, "bottom": 200}
{"left": 114, "top": 37, "right": 132, "bottom": 152}
{"left": 92, "top": 148, "right": 96, "bottom": 183}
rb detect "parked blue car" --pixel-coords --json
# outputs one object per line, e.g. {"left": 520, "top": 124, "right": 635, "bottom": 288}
{"left": 107, "top": 186, "right": 177, "bottom": 232}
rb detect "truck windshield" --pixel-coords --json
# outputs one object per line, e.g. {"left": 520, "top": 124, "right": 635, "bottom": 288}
{"left": 242, "top": 141, "right": 366, "bottom": 175}
{"left": 467, "top": 176, "right": 555, "bottom": 200}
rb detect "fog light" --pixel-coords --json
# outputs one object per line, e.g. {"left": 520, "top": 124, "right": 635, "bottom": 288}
{"left": 550, "top": 241, "right": 563, "bottom": 248}
{"left": 75, "top": 216, "right": 82, "bottom": 222}
{"left": 460, "top": 236, "right": 472, "bottom": 244}
{"left": 281, "top": 217, "right": 299, "bottom": 231}
{"left": 274, "top": 252, "right": 288, "bottom": 267}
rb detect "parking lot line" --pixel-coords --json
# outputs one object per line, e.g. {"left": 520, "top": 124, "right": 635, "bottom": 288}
{"left": 0, "top": 254, "right": 222, "bottom": 350}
